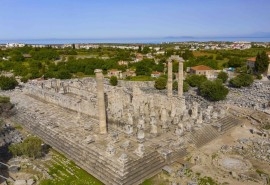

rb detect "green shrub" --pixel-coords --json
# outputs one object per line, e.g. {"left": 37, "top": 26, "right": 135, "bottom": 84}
{"left": 57, "top": 69, "right": 72, "bottom": 79}
{"left": 185, "top": 74, "right": 207, "bottom": 87}
{"left": 199, "top": 80, "right": 229, "bottom": 101}
{"left": 229, "top": 73, "right": 254, "bottom": 88}
{"left": 0, "top": 76, "right": 18, "bottom": 90}
{"left": 9, "top": 136, "right": 43, "bottom": 158}
{"left": 20, "top": 76, "right": 29, "bottom": 83}
{"left": 154, "top": 77, "right": 167, "bottom": 90}
{"left": 217, "top": 71, "right": 228, "bottom": 83}
{"left": 109, "top": 76, "right": 118, "bottom": 86}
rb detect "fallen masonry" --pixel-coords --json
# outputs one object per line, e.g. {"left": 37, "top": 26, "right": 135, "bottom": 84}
{"left": 1, "top": 56, "right": 242, "bottom": 185}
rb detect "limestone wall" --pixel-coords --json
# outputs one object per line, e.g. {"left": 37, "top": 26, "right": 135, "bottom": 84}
{"left": 117, "top": 80, "right": 154, "bottom": 89}
{"left": 24, "top": 84, "right": 99, "bottom": 118}
{"left": 25, "top": 78, "right": 186, "bottom": 129}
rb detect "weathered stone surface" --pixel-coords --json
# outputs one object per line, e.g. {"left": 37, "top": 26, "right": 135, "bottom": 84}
{"left": 0, "top": 65, "right": 237, "bottom": 185}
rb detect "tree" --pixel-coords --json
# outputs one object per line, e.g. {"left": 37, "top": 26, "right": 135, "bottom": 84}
{"left": 9, "top": 136, "right": 43, "bottom": 158}
{"left": 183, "top": 81, "right": 190, "bottom": 92}
{"left": 199, "top": 80, "right": 229, "bottom": 101}
{"left": 142, "top": 46, "right": 151, "bottom": 54}
{"left": 255, "top": 51, "right": 269, "bottom": 74}
{"left": 138, "top": 46, "right": 142, "bottom": 53}
{"left": 185, "top": 74, "right": 207, "bottom": 87}
{"left": 182, "top": 49, "right": 194, "bottom": 60}
{"left": 217, "top": 71, "right": 228, "bottom": 83}
{"left": 216, "top": 54, "right": 224, "bottom": 60}
{"left": 154, "top": 77, "right": 167, "bottom": 90}
{"left": 109, "top": 76, "right": 118, "bottom": 86}
{"left": 0, "top": 76, "right": 18, "bottom": 90}
{"left": 135, "top": 60, "right": 153, "bottom": 76}
{"left": 10, "top": 50, "right": 24, "bottom": 62}
{"left": 229, "top": 73, "right": 254, "bottom": 88}
{"left": 57, "top": 69, "right": 72, "bottom": 79}
{"left": 228, "top": 57, "right": 244, "bottom": 68}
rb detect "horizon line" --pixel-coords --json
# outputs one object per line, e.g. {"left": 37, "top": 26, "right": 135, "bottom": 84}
{"left": 1, "top": 35, "right": 270, "bottom": 41}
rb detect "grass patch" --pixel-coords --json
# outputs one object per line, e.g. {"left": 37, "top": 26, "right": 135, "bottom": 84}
{"left": 256, "top": 169, "right": 269, "bottom": 176}
{"left": 198, "top": 176, "right": 219, "bottom": 185}
{"left": 211, "top": 153, "right": 218, "bottom": 160}
{"left": 140, "top": 176, "right": 167, "bottom": 185}
{"left": 13, "top": 124, "right": 23, "bottom": 130}
{"left": 0, "top": 96, "right": 10, "bottom": 103}
{"left": 217, "top": 59, "right": 229, "bottom": 69}
{"left": 184, "top": 168, "right": 193, "bottom": 177}
{"left": 39, "top": 150, "right": 103, "bottom": 185}
{"left": 193, "top": 51, "right": 213, "bottom": 57}
{"left": 128, "top": 76, "right": 154, "bottom": 81}
{"left": 262, "top": 123, "right": 270, "bottom": 130}
{"left": 141, "top": 178, "right": 153, "bottom": 185}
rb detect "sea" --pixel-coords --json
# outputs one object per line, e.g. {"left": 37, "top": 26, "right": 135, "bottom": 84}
{"left": 1, "top": 37, "right": 270, "bottom": 44}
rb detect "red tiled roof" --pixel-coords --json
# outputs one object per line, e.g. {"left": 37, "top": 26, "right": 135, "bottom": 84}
{"left": 151, "top": 71, "right": 162, "bottom": 74}
{"left": 108, "top": 69, "right": 120, "bottom": 72}
{"left": 247, "top": 57, "right": 256, "bottom": 62}
{"left": 191, "top": 65, "right": 213, "bottom": 71}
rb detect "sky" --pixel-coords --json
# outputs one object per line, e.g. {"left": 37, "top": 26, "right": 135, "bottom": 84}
{"left": 0, "top": 0, "right": 270, "bottom": 40}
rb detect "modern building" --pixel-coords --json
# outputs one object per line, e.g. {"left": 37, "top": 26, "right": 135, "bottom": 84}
{"left": 246, "top": 57, "right": 256, "bottom": 69}
{"left": 151, "top": 71, "right": 162, "bottom": 78}
{"left": 107, "top": 69, "right": 122, "bottom": 79}
{"left": 190, "top": 65, "right": 220, "bottom": 79}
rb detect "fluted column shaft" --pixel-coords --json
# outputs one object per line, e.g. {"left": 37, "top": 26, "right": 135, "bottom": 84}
{"left": 95, "top": 69, "right": 107, "bottom": 134}
{"left": 178, "top": 62, "right": 183, "bottom": 97}
{"left": 167, "top": 60, "right": 173, "bottom": 97}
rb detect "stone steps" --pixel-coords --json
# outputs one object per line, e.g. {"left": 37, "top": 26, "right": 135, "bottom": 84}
{"left": 170, "top": 148, "right": 187, "bottom": 163}
{"left": 215, "top": 115, "right": 241, "bottom": 133}
{"left": 11, "top": 112, "right": 167, "bottom": 185}
{"left": 186, "top": 125, "right": 220, "bottom": 148}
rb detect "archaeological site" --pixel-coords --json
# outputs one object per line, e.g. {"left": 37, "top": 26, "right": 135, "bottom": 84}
{"left": 1, "top": 55, "right": 270, "bottom": 185}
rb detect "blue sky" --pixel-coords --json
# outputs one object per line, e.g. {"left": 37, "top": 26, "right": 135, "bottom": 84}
{"left": 1, "top": 0, "right": 270, "bottom": 39}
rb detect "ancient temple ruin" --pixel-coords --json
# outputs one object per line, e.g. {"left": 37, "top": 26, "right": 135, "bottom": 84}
{"left": 6, "top": 55, "right": 241, "bottom": 185}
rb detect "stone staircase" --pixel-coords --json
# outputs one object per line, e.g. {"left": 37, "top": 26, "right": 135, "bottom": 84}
{"left": 185, "top": 115, "right": 242, "bottom": 148}
{"left": 186, "top": 125, "right": 220, "bottom": 148}
{"left": 11, "top": 112, "right": 166, "bottom": 185}
{"left": 218, "top": 115, "right": 241, "bottom": 133}
{"left": 170, "top": 148, "right": 188, "bottom": 163}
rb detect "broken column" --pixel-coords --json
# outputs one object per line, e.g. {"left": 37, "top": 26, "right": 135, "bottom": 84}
{"left": 167, "top": 59, "right": 173, "bottom": 97}
{"left": 95, "top": 69, "right": 107, "bottom": 134}
{"left": 178, "top": 60, "right": 183, "bottom": 97}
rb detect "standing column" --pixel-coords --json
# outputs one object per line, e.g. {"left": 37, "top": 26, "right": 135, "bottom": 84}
{"left": 267, "top": 62, "right": 270, "bottom": 76}
{"left": 178, "top": 61, "right": 183, "bottom": 97}
{"left": 167, "top": 60, "right": 173, "bottom": 97}
{"left": 95, "top": 69, "right": 107, "bottom": 134}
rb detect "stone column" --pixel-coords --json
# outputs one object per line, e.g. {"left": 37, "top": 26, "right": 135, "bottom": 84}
{"left": 267, "top": 62, "right": 270, "bottom": 76}
{"left": 178, "top": 61, "right": 183, "bottom": 97}
{"left": 167, "top": 59, "right": 173, "bottom": 97}
{"left": 95, "top": 69, "right": 107, "bottom": 134}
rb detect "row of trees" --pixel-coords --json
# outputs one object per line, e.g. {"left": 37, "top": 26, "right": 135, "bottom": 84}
{"left": 153, "top": 71, "right": 254, "bottom": 102}
{"left": 154, "top": 73, "right": 229, "bottom": 101}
